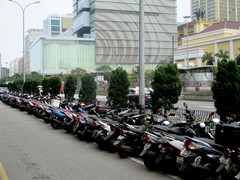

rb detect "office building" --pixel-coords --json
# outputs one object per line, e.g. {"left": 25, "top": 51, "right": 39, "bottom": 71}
{"left": 9, "top": 58, "right": 22, "bottom": 76}
{"left": 25, "top": 29, "right": 43, "bottom": 74}
{"left": 191, "top": 0, "right": 240, "bottom": 21}
{"left": 30, "top": 37, "right": 95, "bottom": 75}
{"left": 73, "top": 0, "right": 177, "bottom": 69}
{"left": 43, "top": 14, "right": 73, "bottom": 37}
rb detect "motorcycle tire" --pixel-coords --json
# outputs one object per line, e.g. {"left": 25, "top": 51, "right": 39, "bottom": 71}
{"left": 143, "top": 151, "right": 159, "bottom": 171}
{"left": 51, "top": 122, "right": 59, "bottom": 129}
{"left": 118, "top": 146, "right": 129, "bottom": 158}
{"left": 96, "top": 136, "right": 107, "bottom": 150}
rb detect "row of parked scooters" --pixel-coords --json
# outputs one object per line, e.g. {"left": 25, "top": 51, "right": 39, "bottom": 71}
{"left": 1, "top": 92, "right": 240, "bottom": 180}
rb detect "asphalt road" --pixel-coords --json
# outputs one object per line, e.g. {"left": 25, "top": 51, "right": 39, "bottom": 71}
{"left": 0, "top": 101, "right": 177, "bottom": 180}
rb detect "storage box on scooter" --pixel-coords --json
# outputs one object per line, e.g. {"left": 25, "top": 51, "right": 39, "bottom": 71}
{"left": 215, "top": 124, "right": 240, "bottom": 147}
{"left": 51, "top": 99, "right": 60, "bottom": 108}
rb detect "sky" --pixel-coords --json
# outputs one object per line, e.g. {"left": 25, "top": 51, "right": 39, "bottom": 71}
{"left": 0, "top": 0, "right": 190, "bottom": 67}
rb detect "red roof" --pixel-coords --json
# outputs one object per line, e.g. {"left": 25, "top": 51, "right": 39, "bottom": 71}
{"left": 200, "top": 21, "right": 240, "bottom": 34}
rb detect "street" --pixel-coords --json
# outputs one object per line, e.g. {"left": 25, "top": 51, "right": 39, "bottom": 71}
{"left": 0, "top": 101, "right": 177, "bottom": 180}
{"left": 97, "top": 95, "right": 216, "bottom": 112}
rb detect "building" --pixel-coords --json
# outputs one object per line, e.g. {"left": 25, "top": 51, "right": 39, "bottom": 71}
{"left": 9, "top": 58, "right": 22, "bottom": 76}
{"left": 175, "top": 21, "right": 240, "bottom": 68}
{"left": 25, "top": 29, "right": 43, "bottom": 74}
{"left": 73, "top": 0, "right": 177, "bottom": 69}
{"left": 1, "top": 67, "right": 9, "bottom": 79}
{"left": 178, "top": 20, "right": 214, "bottom": 46}
{"left": 191, "top": 0, "right": 240, "bottom": 21}
{"left": 30, "top": 37, "right": 96, "bottom": 75}
{"left": 43, "top": 14, "right": 73, "bottom": 37}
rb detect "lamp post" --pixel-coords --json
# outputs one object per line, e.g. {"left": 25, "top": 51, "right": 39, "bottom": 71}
{"left": 139, "top": 0, "right": 145, "bottom": 111}
{"left": 183, "top": 16, "right": 191, "bottom": 68}
{"left": 9, "top": 0, "right": 40, "bottom": 83}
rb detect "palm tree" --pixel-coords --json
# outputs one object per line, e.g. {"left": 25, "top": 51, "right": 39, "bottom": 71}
{"left": 215, "top": 49, "right": 229, "bottom": 62}
{"left": 202, "top": 52, "right": 214, "bottom": 65}
{"left": 236, "top": 47, "right": 240, "bottom": 65}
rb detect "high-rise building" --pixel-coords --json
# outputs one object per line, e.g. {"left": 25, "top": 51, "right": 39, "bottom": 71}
{"left": 43, "top": 14, "right": 73, "bottom": 37}
{"left": 25, "top": 29, "right": 43, "bottom": 74}
{"left": 191, "top": 0, "right": 240, "bottom": 21}
{"left": 9, "top": 58, "right": 22, "bottom": 76}
{"left": 73, "top": 0, "right": 177, "bottom": 68}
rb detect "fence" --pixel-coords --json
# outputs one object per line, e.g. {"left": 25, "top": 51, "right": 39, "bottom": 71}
{"left": 166, "top": 108, "right": 220, "bottom": 122}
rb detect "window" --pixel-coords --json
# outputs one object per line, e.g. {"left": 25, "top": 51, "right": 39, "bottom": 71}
{"left": 51, "top": 20, "right": 60, "bottom": 25}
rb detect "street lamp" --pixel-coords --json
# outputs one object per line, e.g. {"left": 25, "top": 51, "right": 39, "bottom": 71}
{"left": 183, "top": 15, "right": 191, "bottom": 68}
{"left": 8, "top": 0, "right": 40, "bottom": 83}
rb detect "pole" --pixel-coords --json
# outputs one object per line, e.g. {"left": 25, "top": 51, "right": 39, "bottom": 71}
{"left": 139, "top": 0, "right": 145, "bottom": 111}
{"left": 23, "top": 9, "right": 25, "bottom": 82}
{"left": 172, "top": 35, "right": 174, "bottom": 64}
{"left": 183, "top": 16, "right": 191, "bottom": 68}
{"left": 8, "top": 0, "right": 40, "bottom": 83}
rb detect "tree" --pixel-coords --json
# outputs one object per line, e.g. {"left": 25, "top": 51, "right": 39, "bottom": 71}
{"left": 107, "top": 67, "right": 130, "bottom": 108}
{"left": 202, "top": 52, "right": 215, "bottom": 65}
{"left": 79, "top": 73, "right": 97, "bottom": 103}
{"left": 22, "top": 80, "right": 39, "bottom": 94}
{"left": 26, "top": 72, "right": 42, "bottom": 83}
{"left": 211, "top": 60, "right": 240, "bottom": 121}
{"left": 236, "top": 47, "right": 240, "bottom": 65}
{"left": 42, "top": 76, "right": 61, "bottom": 96}
{"left": 236, "top": 55, "right": 240, "bottom": 65}
{"left": 151, "top": 64, "right": 182, "bottom": 113}
{"left": 193, "top": 7, "right": 205, "bottom": 21}
{"left": 215, "top": 49, "right": 229, "bottom": 62}
{"left": 71, "top": 68, "right": 87, "bottom": 76}
{"left": 145, "top": 69, "right": 154, "bottom": 87}
{"left": 95, "top": 65, "right": 112, "bottom": 82}
{"left": 7, "top": 82, "right": 21, "bottom": 92}
{"left": 64, "top": 75, "right": 77, "bottom": 99}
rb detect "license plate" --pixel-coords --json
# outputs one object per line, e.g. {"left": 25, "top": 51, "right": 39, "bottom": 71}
{"left": 117, "top": 135, "right": 124, "bottom": 140}
{"left": 113, "top": 140, "right": 120, "bottom": 145}
{"left": 176, "top": 156, "right": 184, "bottom": 164}
{"left": 180, "top": 148, "right": 191, "bottom": 157}
{"left": 143, "top": 143, "right": 151, "bottom": 150}
{"left": 219, "top": 156, "right": 230, "bottom": 165}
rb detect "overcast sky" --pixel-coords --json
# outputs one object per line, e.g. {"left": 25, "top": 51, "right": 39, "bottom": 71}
{"left": 0, "top": 0, "right": 190, "bottom": 66}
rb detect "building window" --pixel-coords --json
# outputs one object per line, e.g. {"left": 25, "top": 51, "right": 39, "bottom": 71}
{"left": 51, "top": 20, "right": 60, "bottom": 25}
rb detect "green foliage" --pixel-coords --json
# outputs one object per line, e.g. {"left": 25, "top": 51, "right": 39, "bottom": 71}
{"left": 10, "top": 73, "right": 23, "bottom": 85}
{"left": 26, "top": 72, "right": 42, "bottom": 84}
{"left": 7, "top": 82, "right": 21, "bottom": 92}
{"left": 215, "top": 49, "right": 229, "bottom": 62}
{"left": 22, "top": 80, "right": 39, "bottom": 94}
{"left": 71, "top": 68, "right": 87, "bottom": 76}
{"left": 202, "top": 52, "right": 214, "bottom": 65}
{"left": 211, "top": 60, "right": 240, "bottom": 120}
{"left": 235, "top": 55, "right": 240, "bottom": 65}
{"left": 79, "top": 73, "right": 97, "bottom": 103}
{"left": 95, "top": 65, "right": 112, "bottom": 82}
{"left": 145, "top": 69, "right": 154, "bottom": 87}
{"left": 95, "top": 65, "right": 112, "bottom": 72}
{"left": 107, "top": 67, "right": 130, "bottom": 108}
{"left": 64, "top": 75, "right": 77, "bottom": 99}
{"left": 151, "top": 64, "right": 182, "bottom": 113}
{"left": 42, "top": 76, "right": 61, "bottom": 96}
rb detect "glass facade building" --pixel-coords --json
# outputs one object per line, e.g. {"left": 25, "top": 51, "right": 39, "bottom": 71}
{"left": 73, "top": 0, "right": 177, "bottom": 69}
{"left": 30, "top": 37, "right": 96, "bottom": 75}
{"left": 191, "top": 0, "right": 240, "bottom": 21}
